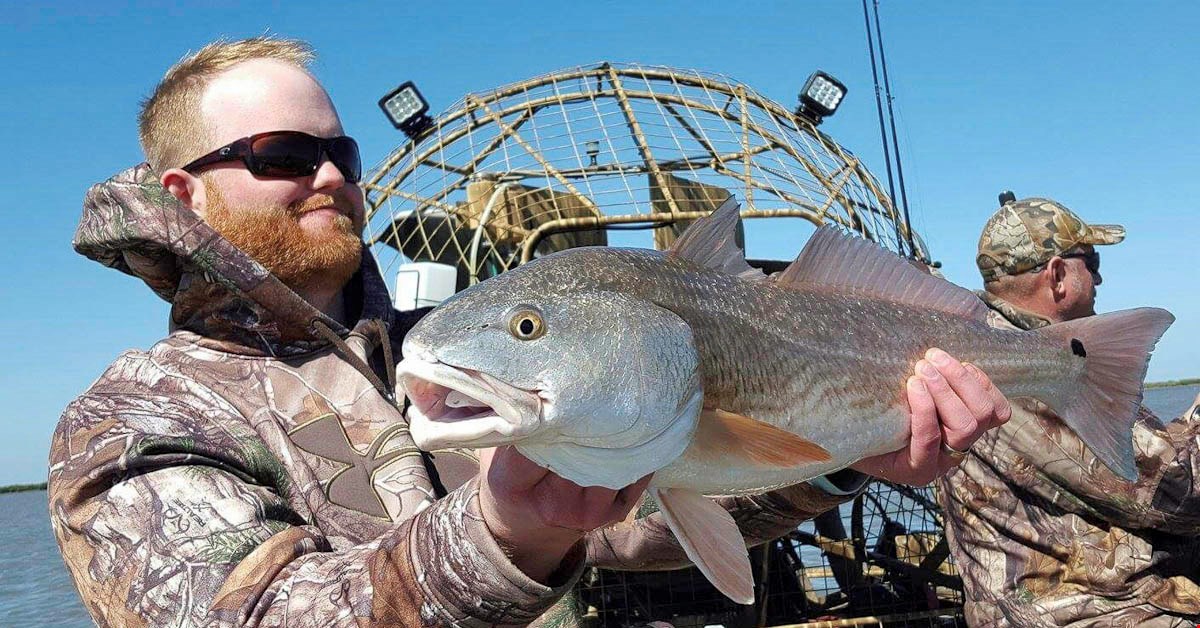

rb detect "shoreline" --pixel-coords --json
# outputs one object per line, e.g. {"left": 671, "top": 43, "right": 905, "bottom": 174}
{"left": 0, "top": 482, "right": 47, "bottom": 494}
{"left": 1145, "top": 378, "right": 1200, "bottom": 390}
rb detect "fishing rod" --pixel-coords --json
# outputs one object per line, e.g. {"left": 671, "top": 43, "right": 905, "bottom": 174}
{"left": 862, "top": 0, "right": 919, "bottom": 260}
{"left": 862, "top": 0, "right": 903, "bottom": 257}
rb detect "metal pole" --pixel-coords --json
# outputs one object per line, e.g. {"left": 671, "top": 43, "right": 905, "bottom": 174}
{"left": 468, "top": 182, "right": 515, "bottom": 285}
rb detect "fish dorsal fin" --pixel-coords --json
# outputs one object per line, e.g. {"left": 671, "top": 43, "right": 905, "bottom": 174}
{"left": 777, "top": 225, "right": 988, "bottom": 319}
{"left": 650, "top": 487, "right": 755, "bottom": 605}
{"left": 695, "top": 408, "right": 831, "bottom": 466}
{"left": 667, "top": 196, "right": 766, "bottom": 282}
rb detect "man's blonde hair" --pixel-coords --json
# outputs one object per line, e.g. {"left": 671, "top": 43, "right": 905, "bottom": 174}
{"left": 138, "top": 36, "right": 315, "bottom": 173}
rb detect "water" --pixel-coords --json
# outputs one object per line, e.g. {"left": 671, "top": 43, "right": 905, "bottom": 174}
{"left": 1143, "top": 383, "right": 1200, "bottom": 420}
{"left": 0, "top": 490, "right": 92, "bottom": 627}
{"left": 4, "top": 385, "right": 1196, "bottom": 625}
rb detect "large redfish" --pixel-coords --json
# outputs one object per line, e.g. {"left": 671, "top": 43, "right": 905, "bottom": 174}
{"left": 397, "top": 198, "right": 1172, "bottom": 604}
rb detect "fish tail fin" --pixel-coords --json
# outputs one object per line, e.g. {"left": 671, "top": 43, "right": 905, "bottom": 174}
{"left": 1033, "top": 307, "right": 1174, "bottom": 480}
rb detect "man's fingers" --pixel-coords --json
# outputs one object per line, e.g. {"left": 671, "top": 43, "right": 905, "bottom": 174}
{"left": 923, "top": 349, "right": 982, "bottom": 451}
{"left": 582, "top": 484, "right": 622, "bottom": 524}
{"left": 616, "top": 474, "right": 653, "bottom": 511}
{"left": 582, "top": 475, "right": 653, "bottom": 525}
{"left": 529, "top": 470, "right": 655, "bottom": 532}
{"left": 926, "top": 349, "right": 992, "bottom": 425}
{"left": 904, "top": 373, "right": 940, "bottom": 481}
{"left": 533, "top": 472, "right": 593, "bottom": 531}
{"left": 487, "top": 445, "right": 552, "bottom": 493}
{"left": 963, "top": 362, "right": 1011, "bottom": 427}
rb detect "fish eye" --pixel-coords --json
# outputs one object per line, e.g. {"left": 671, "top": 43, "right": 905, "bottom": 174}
{"left": 507, "top": 308, "right": 546, "bottom": 341}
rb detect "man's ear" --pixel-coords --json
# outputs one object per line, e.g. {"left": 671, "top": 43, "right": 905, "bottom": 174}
{"left": 160, "top": 168, "right": 208, "bottom": 218}
{"left": 1046, "top": 257, "right": 1068, "bottom": 301}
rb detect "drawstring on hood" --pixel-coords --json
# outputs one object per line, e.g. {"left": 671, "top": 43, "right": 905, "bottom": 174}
{"left": 310, "top": 317, "right": 398, "bottom": 403}
{"left": 374, "top": 318, "right": 398, "bottom": 396}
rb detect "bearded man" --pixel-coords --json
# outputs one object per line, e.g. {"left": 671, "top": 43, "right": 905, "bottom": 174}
{"left": 49, "top": 37, "right": 1008, "bottom": 627}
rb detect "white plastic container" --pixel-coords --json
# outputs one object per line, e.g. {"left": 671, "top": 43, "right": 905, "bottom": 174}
{"left": 394, "top": 262, "right": 458, "bottom": 311}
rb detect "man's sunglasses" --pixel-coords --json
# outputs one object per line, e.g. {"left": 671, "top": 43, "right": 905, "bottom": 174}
{"left": 1059, "top": 250, "right": 1100, "bottom": 274}
{"left": 181, "top": 130, "right": 362, "bottom": 184}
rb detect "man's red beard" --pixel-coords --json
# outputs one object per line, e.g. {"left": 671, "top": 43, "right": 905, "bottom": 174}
{"left": 202, "top": 181, "right": 365, "bottom": 293}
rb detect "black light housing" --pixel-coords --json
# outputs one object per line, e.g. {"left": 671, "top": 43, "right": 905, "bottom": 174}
{"left": 379, "top": 81, "right": 433, "bottom": 138}
{"left": 795, "top": 71, "right": 847, "bottom": 125}
{"left": 998, "top": 190, "right": 1016, "bottom": 207}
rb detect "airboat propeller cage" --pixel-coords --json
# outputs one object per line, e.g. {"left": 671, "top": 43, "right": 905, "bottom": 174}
{"left": 363, "top": 62, "right": 923, "bottom": 299}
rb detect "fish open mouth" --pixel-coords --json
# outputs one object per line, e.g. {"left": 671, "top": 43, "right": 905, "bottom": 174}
{"left": 398, "top": 357, "right": 543, "bottom": 449}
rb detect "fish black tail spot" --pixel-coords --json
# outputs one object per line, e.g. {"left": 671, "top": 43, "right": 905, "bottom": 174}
{"left": 1071, "top": 338, "right": 1087, "bottom": 357}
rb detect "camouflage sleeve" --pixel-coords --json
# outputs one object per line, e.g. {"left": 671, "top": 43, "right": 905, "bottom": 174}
{"left": 584, "top": 480, "right": 853, "bottom": 570}
{"left": 49, "top": 393, "right": 581, "bottom": 627}
{"left": 980, "top": 398, "right": 1200, "bottom": 534}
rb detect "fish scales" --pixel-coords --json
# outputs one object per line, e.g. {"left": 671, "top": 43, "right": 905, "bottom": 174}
{"left": 579, "top": 248, "right": 1064, "bottom": 405}
{"left": 535, "top": 247, "right": 1078, "bottom": 493}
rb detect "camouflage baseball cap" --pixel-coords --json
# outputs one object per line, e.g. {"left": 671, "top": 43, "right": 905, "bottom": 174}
{"left": 976, "top": 197, "right": 1125, "bottom": 282}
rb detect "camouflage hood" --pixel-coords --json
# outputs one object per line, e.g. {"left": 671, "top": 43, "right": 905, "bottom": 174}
{"left": 976, "top": 290, "right": 1052, "bottom": 330}
{"left": 73, "top": 163, "right": 395, "bottom": 356}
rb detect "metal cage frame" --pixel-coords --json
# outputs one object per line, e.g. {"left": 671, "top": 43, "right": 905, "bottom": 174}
{"left": 364, "top": 62, "right": 926, "bottom": 289}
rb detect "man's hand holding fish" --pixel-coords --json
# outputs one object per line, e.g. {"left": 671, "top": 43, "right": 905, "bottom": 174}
{"left": 851, "top": 347, "right": 1012, "bottom": 485}
{"left": 478, "top": 444, "right": 653, "bottom": 583}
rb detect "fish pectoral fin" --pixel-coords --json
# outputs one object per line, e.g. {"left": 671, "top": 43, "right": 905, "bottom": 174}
{"left": 697, "top": 408, "right": 832, "bottom": 466}
{"left": 650, "top": 487, "right": 754, "bottom": 605}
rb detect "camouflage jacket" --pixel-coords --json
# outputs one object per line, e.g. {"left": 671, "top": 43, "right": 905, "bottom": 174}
{"left": 935, "top": 291, "right": 1200, "bottom": 627}
{"left": 49, "top": 165, "right": 854, "bottom": 627}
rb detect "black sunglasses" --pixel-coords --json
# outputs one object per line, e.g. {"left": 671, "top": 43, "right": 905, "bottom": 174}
{"left": 1060, "top": 250, "right": 1100, "bottom": 274}
{"left": 181, "top": 130, "right": 362, "bottom": 184}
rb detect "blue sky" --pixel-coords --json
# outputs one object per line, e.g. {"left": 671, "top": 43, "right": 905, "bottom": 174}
{"left": 2, "top": 1, "right": 1197, "bottom": 485}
